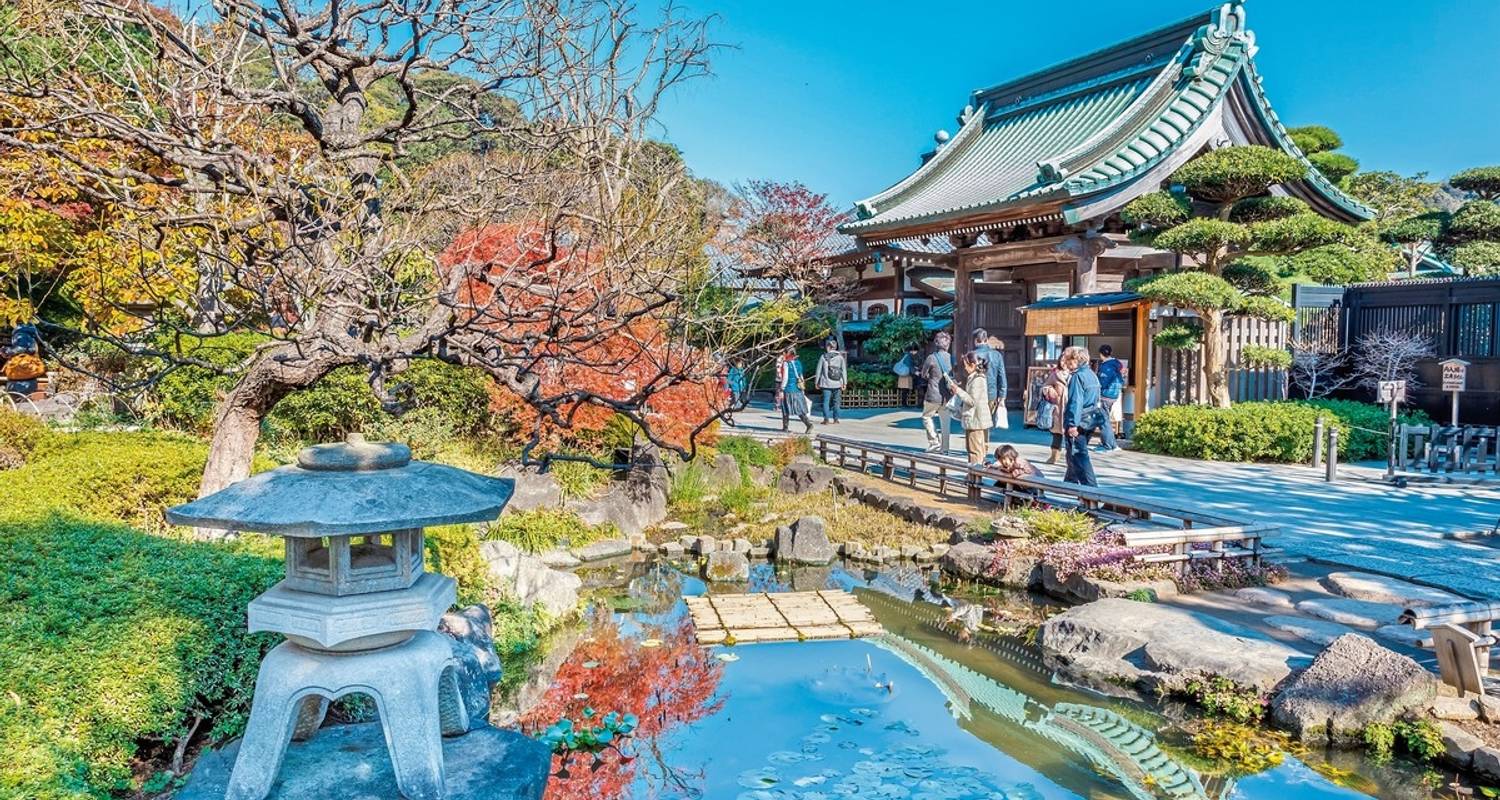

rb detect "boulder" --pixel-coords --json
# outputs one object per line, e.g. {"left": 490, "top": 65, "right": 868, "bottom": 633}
{"left": 571, "top": 539, "right": 633, "bottom": 562}
{"left": 1430, "top": 696, "right": 1482, "bottom": 722}
{"left": 1270, "top": 633, "right": 1436, "bottom": 746}
{"left": 538, "top": 549, "right": 580, "bottom": 569}
{"left": 704, "top": 550, "right": 750, "bottom": 582}
{"left": 748, "top": 545, "right": 770, "bottom": 558}
{"left": 497, "top": 464, "right": 563, "bottom": 513}
{"left": 747, "top": 465, "right": 776, "bottom": 485}
{"left": 691, "top": 535, "right": 717, "bottom": 555}
{"left": 773, "top": 516, "right": 835, "bottom": 565}
{"left": 565, "top": 444, "right": 668, "bottom": 535}
{"left": 1038, "top": 598, "right": 1305, "bottom": 697}
{"left": 777, "top": 461, "right": 834, "bottom": 495}
{"left": 1440, "top": 722, "right": 1484, "bottom": 770}
{"left": 1234, "top": 587, "right": 1296, "bottom": 612}
{"left": 481, "top": 540, "right": 581, "bottom": 619}
{"left": 1323, "top": 571, "right": 1461, "bottom": 608}
{"left": 438, "top": 604, "right": 503, "bottom": 732}
{"left": 731, "top": 537, "right": 752, "bottom": 554}
{"left": 1040, "top": 564, "right": 1174, "bottom": 604}
{"left": 659, "top": 520, "right": 690, "bottom": 533}
{"left": 940, "top": 541, "right": 994, "bottom": 580}
{"left": 659, "top": 541, "right": 686, "bottom": 559}
{"left": 990, "top": 516, "right": 1030, "bottom": 539}
{"left": 707, "top": 453, "right": 742, "bottom": 487}
{"left": 1475, "top": 746, "right": 1500, "bottom": 782}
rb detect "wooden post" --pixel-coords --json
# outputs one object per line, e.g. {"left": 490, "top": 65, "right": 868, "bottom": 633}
{"left": 954, "top": 262, "right": 975, "bottom": 361}
{"left": 1132, "top": 302, "right": 1150, "bottom": 427}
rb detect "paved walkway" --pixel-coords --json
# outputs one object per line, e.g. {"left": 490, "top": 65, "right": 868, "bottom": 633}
{"left": 729, "top": 402, "right": 1500, "bottom": 600}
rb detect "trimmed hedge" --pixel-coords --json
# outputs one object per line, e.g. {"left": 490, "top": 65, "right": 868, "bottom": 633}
{"left": 0, "top": 432, "right": 209, "bottom": 531}
{"left": 1133, "top": 400, "right": 1432, "bottom": 463}
{"left": 0, "top": 516, "right": 282, "bottom": 800}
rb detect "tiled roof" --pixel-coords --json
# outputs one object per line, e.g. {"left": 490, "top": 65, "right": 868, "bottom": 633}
{"left": 1019, "top": 291, "right": 1144, "bottom": 311}
{"left": 842, "top": 1, "right": 1370, "bottom": 237}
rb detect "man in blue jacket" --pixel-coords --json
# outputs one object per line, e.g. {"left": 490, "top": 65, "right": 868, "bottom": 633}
{"left": 1060, "top": 346, "right": 1100, "bottom": 486}
{"left": 970, "top": 329, "right": 1007, "bottom": 431}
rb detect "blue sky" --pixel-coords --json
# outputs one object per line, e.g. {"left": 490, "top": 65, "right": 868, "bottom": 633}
{"left": 652, "top": 0, "right": 1500, "bottom": 208}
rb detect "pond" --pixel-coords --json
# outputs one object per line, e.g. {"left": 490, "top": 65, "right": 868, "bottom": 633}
{"left": 515, "top": 557, "right": 1443, "bottom": 800}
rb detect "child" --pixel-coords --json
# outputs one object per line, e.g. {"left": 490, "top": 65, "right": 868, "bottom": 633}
{"left": 993, "top": 444, "right": 1041, "bottom": 480}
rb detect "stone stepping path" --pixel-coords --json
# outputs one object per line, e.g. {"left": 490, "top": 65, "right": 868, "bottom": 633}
{"left": 1295, "top": 596, "right": 1405, "bottom": 629}
{"left": 1322, "top": 571, "right": 1462, "bottom": 607}
{"left": 687, "top": 590, "right": 882, "bottom": 645}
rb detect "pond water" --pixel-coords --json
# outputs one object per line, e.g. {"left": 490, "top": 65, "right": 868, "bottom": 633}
{"left": 517, "top": 557, "right": 1441, "bottom": 800}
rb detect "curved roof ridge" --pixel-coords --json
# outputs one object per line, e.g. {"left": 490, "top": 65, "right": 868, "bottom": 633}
{"left": 853, "top": 103, "right": 988, "bottom": 218}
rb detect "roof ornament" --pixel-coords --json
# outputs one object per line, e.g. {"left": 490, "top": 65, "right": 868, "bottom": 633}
{"left": 1184, "top": 1, "right": 1251, "bottom": 79}
{"left": 959, "top": 104, "right": 976, "bottom": 124}
{"left": 855, "top": 200, "right": 876, "bottom": 219}
{"left": 1036, "top": 160, "right": 1069, "bottom": 185}
{"left": 934, "top": 129, "right": 951, "bottom": 148}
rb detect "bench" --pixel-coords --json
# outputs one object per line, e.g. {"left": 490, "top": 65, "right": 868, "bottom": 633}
{"left": 1400, "top": 601, "right": 1500, "bottom": 673}
{"left": 1122, "top": 525, "right": 1272, "bottom": 574}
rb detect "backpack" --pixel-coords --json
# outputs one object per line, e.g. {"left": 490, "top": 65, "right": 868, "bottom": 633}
{"left": 825, "top": 357, "right": 844, "bottom": 383}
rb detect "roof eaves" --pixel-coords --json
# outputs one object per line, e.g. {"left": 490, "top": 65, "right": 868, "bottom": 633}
{"left": 844, "top": 103, "right": 988, "bottom": 228}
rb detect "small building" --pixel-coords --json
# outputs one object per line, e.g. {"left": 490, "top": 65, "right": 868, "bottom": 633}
{"left": 833, "top": 0, "right": 1369, "bottom": 407}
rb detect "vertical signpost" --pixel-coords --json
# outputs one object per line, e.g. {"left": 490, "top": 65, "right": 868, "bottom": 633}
{"left": 1441, "top": 358, "right": 1469, "bottom": 426}
{"left": 1378, "top": 379, "right": 1406, "bottom": 482}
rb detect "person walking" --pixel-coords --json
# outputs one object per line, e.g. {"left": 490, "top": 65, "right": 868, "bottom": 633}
{"left": 894, "top": 344, "right": 920, "bottom": 406}
{"left": 814, "top": 338, "right": 847, "bottom": 424}
{"left": 724, "top": 357, "right": 747, "bottom": 425}
{"left": 775, "top": 347, "right": 813, "bottom": 434}
{"left": 1061, "top": 346, "right": 1102, "bottom": 486}
{"left": 919, "top": 332, "right": 954, "bottom": 453}
{"left": 1093, "top": 344, "right": 1125, "bottom": 451}
{"left": 944, "top": 351, "right": 991, "bottom": 466}
{"left": 1037, "top": 358, "right": 1068, "bottom": 465}
{"left": 970, "top": 329, "right": 1008, "bottom": 434}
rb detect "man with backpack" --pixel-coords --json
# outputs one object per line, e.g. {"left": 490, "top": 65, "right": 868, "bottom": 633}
{"left": 919, "top": 332, "right": 954, "bottom": 453}
{"left": 814, "top": 338, "right": 847, "bottom": 425}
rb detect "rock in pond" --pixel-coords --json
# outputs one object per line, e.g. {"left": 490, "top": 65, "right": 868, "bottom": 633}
{"left": 571, "top": 538, "right": 633, "bottom": 562}
{"left": 481, "top": 540, "right": 581, "bottom": 619}
{"left": 704, "top": 550, "right": 750, "bottom": 582}
{"left": 773, "top": 516, "right": 835, "bottom": 565}
{"left": 939, "top": 541, "right": 992, "bottom": 580}
{"left": 1038, "top": 598, "right": 1307, "bottom": 697}
{"left": 438, "top": 604, "right": 503, "bottom": 732}
{"left": 1270, "top": 633, "right": 1435, "bottom": 747}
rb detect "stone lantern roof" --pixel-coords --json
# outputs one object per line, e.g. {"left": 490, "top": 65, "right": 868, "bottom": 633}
{"left": 166, "top": 434, "right": 514, "bottom": 536}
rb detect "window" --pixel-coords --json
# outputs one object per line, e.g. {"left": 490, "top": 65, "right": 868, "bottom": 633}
{"left": 906, "top": 304, "right": 929, "bottom": 318}
{"left": 866, "top": 304, "right": 888, "bottom": 319}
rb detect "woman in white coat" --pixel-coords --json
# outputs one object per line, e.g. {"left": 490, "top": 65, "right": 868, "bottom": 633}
{"left": 944, "top": 351, "right": 991, "bottom": 466}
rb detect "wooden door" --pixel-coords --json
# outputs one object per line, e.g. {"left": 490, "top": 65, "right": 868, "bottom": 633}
{"left": 975, "top": 283, "right": 1026, "bottom": 408}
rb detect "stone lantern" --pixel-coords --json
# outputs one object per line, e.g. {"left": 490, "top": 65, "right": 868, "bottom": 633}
{"left": 168, "top": 435, "right": 527, "bottom": 800}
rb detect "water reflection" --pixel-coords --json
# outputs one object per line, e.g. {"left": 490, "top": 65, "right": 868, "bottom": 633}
{"left": 520, "top": 558, "right": 1429, "bottom": 800}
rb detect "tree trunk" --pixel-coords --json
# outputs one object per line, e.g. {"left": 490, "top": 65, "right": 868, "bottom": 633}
{"left": 1200, "top": 308, "right": 1231, "bottom": 408}
{"left": 198, "top": 347, "right": 339, "bottom": 502}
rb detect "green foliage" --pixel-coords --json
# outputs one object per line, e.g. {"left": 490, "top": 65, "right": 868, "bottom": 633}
{"left": 1134, "top": 400, "right": 1431, "bottom": 463}
{"left": 1222, "top": 259, "right": 1282, "bottom": 296}
{"left": 1362, "top": 719, "right": 1443, "bottom": 764}
{"left": 1152, "top": 218, "right": 1251, "bottom": 261}
{"left": 1239, "top": 345, "right": 1292, "bottom": 369}
{"left": 489, "top": 509, "right": 611, "bottom": 554}
{"left": 1235, "top": 294, "right": 1295, "bottom": 323}
{"left": 0, "top": 516, "right": 282, "bottom": 800}
{"left": 1446, "top": 200, "right": 1500, "bottom": 242}
{"left": 1345, "top": 171, "right": 1437, "bottom": 229}
{"left": 864, "top": 314, "right": 930, "bottom": 364}
{"left": 424, "top": 524, "right": 493, "bottom": 606}
{"left": 1286, "top": 238, "right": 1394, "bottom": 285}
{"left": 0, "top": 407, "right": 53, "bottom": 459}
{"left": 1153, "top": 322, "right": 1203, "bottom": 350}
{"left": 846, "top": 365, "right": 897, "bottom": 392}
{"left": 1124, "top": 588, "right": 1158, "bottom": 603}
{"left": 717, "top": 435, "right": 774, "bottom": 469}
{"left": 1017, "top": 507, "right": 1097, "bottom": 543}
{"left": 1249, "top": 213, "right": 1354, "bottom": 253}
{"left": 549, "top": 460, "right": 612, "bottom": 501}
{"left": 1287, "top": 125, "right": 1343, "bottom": 155}
{"left": 1454, "top": 241, "right": 1500, "bottom": 276}
{"left": 1185, "top": 676, "right": 1267, "bottom": 723}
{"left": 147, "top": 332, "right": 264, "bottom": 433}
{"left": 1299, "top": 398, "right": 1432, "bottom": 461}
{"left": 1451, "top": 165, "right": 1500, "bottom": 200}
{"left": 1228, "top": 195, "right": 1309, "bottom": 224}
{"left": 1122, "top": 191, "right": 1192, "bottom": 241}
{"left": 1383, "top": 210, "right": 1449, "bottom": 245}
{"left": 1361, "top": 722, "right": 1396, "bottom": 762}
{"left": 1309, "top": 151, "right": 1359, "bottom": 183}
{"left": 1131, "top": 271, "right": 1240, "bottom": 312}
{"left": 1172, "top": 146, "right": 1307, "bottom": 205}
{"left": 0, "top": 431, "right": 209, "bottom": 531}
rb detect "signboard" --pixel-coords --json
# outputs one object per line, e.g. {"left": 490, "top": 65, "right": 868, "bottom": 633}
{"left": 1441, "top": 359, "right": 1469, "bottom": 393}
{"left": 1377, "top": 380, "right": 1406, "bottom": 404}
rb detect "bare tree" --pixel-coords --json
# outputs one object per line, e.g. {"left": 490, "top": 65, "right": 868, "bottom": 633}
{"left": 1353, "top": 328, "right": 1434, "bottom": 391}
{"left": 1288, "top": 338, "right": 1354, "bottom": 399}
{"left": 0, "top": 0, "right": 791, "bottom": 497}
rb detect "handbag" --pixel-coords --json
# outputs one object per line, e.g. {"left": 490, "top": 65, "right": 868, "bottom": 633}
{"left": 994, "top": 404, "right": 1009, "bottom": 429}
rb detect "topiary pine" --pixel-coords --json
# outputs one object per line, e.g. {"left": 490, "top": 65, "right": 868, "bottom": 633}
{"left": 1450, "top": 165, "right": 1500, "bottom": 201}
{"left": 1171, "top": 145, "right": 1306, "bottom": 209}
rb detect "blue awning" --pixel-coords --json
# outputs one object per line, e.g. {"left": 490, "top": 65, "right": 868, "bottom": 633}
{"left": 1018, "top": 291, "right": 1143, "bottom": 312}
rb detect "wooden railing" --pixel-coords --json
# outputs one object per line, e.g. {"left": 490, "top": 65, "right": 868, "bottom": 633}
{"left": 814, "top": 433, "right": 1271, "bottom": 572}
{"left": 1398, "top": 424, "right": 1499, "bottom": 475}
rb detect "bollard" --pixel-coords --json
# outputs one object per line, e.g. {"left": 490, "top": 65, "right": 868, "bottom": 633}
{"left": 1325, "top": 427, "right": 1339, "bottom": 482}
{"left": 1312, "top": 417, "right": 1325, "bottom": 469}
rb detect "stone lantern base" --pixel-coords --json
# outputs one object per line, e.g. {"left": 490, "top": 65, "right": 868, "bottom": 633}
{"left": 176, "top": 721, "right": 550, "bottom": 800}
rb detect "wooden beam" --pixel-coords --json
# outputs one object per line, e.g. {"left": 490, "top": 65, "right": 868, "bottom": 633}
{"left": 1133, "top": 303, "right": 1150, "bottom": 421}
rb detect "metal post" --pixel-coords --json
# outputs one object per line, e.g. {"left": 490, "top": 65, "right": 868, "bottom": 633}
{"left": 1386, "top": 401, "right": 1398, "bottom": 482}
{"left": 1312, "top": 417, "right": 1325, "bottom": 468}
{"left": 1325, "top": 427, "right": 1340, "bottom": 482}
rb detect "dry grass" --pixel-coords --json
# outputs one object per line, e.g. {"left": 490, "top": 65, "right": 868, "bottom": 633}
{"left": 753, "top": 489, "right": 950, "bottom": 549}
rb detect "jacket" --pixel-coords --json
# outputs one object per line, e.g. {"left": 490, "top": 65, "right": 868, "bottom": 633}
{"left": 815, "top": 351, "right": 847, "bottom": 390}
{"left": 920, "top": 350, "right": 952, "bottom": 404}
{"left": 949, "top": 371, "right": 991, "bottom": 431}
{"left": 775, "top": 357, "right": 804, "bottom": 394}
{"left": 1064, "top": 367, "right": 1102, "bottom": 430}
{"left": 726, "top": 366, "right": 746, "bottom": 395}
{"left": 1041, "top": 368, "right": 1068, "bottom": 435}
{"left": 971, "top": 343, "right": 1006, "bottom": 406}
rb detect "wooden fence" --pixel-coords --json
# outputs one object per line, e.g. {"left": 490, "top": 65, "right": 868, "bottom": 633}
{"left": 1149, "top": 313, "right": 1287, "bottom": 407}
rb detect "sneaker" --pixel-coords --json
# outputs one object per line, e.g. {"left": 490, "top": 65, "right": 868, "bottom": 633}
{"left": 803, "top": 420, "right": 813, "bottom": 434}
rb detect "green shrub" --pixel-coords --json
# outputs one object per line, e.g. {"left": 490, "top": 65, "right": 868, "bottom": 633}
{"left": 1239, "top": 345, "right": 1292, "bottom": 369}
{"left": 0, "top": 432, "right": 209, "bottom": 531}
{"left": 549, "top": 459, "right": 612, "bottom": 501}
{"left": 1185, "top": 676, "right": 1267, "bottom": 723}
{"left": 667, "top": 460, "right": 712, "bottom": 510}
{"left": 846, "top": 365, "right": 897, "bottom": 392}
{"left": 0, "top": 516, "right": 282, "bottom": 800}
{"left": 1153, "top": 322, "right": 1203, "bottom": 350}
{"left": 1017, "top": 507, "right": 1097, "bottom": 543}
{"left": 488, "top": 509, "right": 611, "bottom": 554}
{"left": 425, "top": 524, "right": 493, "bottom": 606}
{"left": 0, "top": 407, "right": 54, "bottom": 458}
{"left": 1133, "top": 400, "right": 1431, "bottom": 463}
{"left": 718, "top": 435, "right": 774, "bottom": 469}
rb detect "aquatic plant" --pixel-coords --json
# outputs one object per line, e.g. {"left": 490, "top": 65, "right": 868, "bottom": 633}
{"left": 1184, "top": 676, "right": 1268, "bottom": 723}
{"left": 1365, "top": 719, "right": 1445, "bottom": 764}
{"left": 540, "top": 708, "right": 640, "bottom": 777}
{"left": 1190, "top": 721, "right": 1292, "bottom": 776}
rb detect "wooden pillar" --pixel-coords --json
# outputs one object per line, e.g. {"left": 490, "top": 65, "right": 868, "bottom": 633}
{"left": 1056, "top": 232, "right": 1115, "bottom": 294}
{"left": 954, "top": 263, "right": 975, "bottom": 355}
{"left": 894, "top": 258, "right": 905, "bottom": 315}
{"left": 1132, "top": 302, "right": 1150, "bottom": 419}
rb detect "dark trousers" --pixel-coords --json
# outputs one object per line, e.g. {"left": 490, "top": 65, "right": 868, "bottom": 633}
{"left": 821, "top": 388, "right": 841, "bottom": 422}
{"left": 1063, "top": 433, "right": 1097, "bottom": 486}
{"left": 1093, "top": 397, "right": 1119, "bottom": 450}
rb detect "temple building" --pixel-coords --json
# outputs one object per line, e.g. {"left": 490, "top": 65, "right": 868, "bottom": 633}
{"left": 830, "top": 0, "right": 1370, "bottom": 411}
